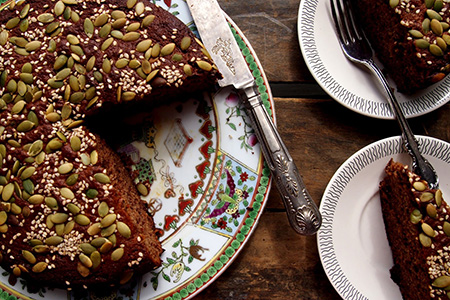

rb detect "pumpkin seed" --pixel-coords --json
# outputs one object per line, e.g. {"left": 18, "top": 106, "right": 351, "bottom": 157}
{"left": 112, "top": 18, "right": 127, "bottom": 29}
{"left": 65, "top": 173, "right": 78, "bottom": 186}
{"left": 127, "top": 0, "right": 137, "bottom": 8}
{"left": 55, "top": 1, "right": 65, "bottom": 16}
{"left": 33, "top": 245, "right": 49, "bottom": 254}
{"left": 102, "top": 58, "right": 112, "bottom": 73}
{"left": 45, "top": 236, "right": 63, "bottom": 246}
{"left": 17, "top": 120, "right": 35, "bottom": 132}
{"left": 431, "top": 18, "right": 444, "bottom": 36}
{"left": 137, "top": 183, "right": 149, "bottom": 196}
{"left": 63, "top": 220, "right": 75, "bottom": 234}
{"left": 0, "top": 31, "right": 8, "bottom": 46}
{"left": 127, "top": 22, "right": 140, "bottom": 32}
{"left": 2, "top": 183, "right": 14, "bottom": 201}
{"left": 45, "top": 197, "right": 58, "bottom": 210}
{"left": 19, "top": 19, "right": 29, "bottom": 32}
{"left": 161, "top": 43, "right": 175, "bottom": 56}
{"left": 425, "top": 0, "right": 435, "bottom": 9}
{"left": 75, "top": 214, "right": 90, "bottom": 226}
{"left": 20, "top": 166, "right": 36, "bottom": 180}
{"left": 12, "top": 100, "right": 26, "bottom": 114}
{"left": 111, "top": 10, "right": 126, "bottom": 20}
{"left": 91, "top": 150, "right": 98, "bottom": 164}
{"left": 0, "top": 211, "right": 7, "bottom": 225}
{"left": 436, "top": 189, "right": 443, "bottom": 206}
{"left": 87, "top": 223, "right": 101, "bottom": 235}
{"left": 101, "top": 224, "right": 116, "bottom": 237}
{"left": 48, "top": 39, "right": 57, "bottom": 52}
{"left": 58, "top": 163, "right": 74, "bottom": 174}
{"left": 117, "top": 221, "right": 131, "bottom": 238}
{"left": 32, "top": 262, "right": 48, "bottom": 273}
{"left": 77, "top": 262, "right": 90, "bottom": 277}
{"left": 98, "top": 201, "right": 109, "bottom": 217}
{"left": 99, "top": 23, "right": 112, "bottom": 38}
{"left": 67, "top": 34, "right": 80, "bottom": 45}
{"left": 70, "top": 45, "right": 84, "bottom": 56}
{"left": 115, "top": 58, "right": 129, "bottom": 69}
{"left": 122, "top": 91, "right": 136, "bottom": 101}
{"left": 434, "top": 0, "right": 444, "bottom": 11}
{"left": 80, "top": 243, "right": 96, "bottom": 255}
{"left": 422, "top": 222, "right": 435, "bottom": 237}
{"left": 46, "top": 21, "right": 60, "bottom": 34}
{"left": 151, "top": 43, "right": 160, "bottom": 57}
{"left": 419, "top": 232, "right": 432, "bottom": 247}
{"left": 409, "top": 29, "right": 423, "bottom": 38}
{"left": 142, "top": 14, "right": 155, "bottom": 27}
{"left": 101, "top": 37, "right": 114, "bottom": 51}
{"left": 135, "top": 2, "right": 145, "bottom": 15}
{"left": 99, "top": 240, "right": 113, "bottom": 253}
{"left": 84, "top": 18, "right": 94, "bottom": 36}
{"left": 136, "top": 39, "right": 152, "bottom": 52}
{"left": 90, "top": 251, "right": 101, "bottom": 269}
{"left": 51, "top": 213, "right": 69, "bottom": 224}
{"left": 100, "top": 213, "right": 117, "bottom": 228}
{"left": 123, "top": 32, "right": 140, "bottom": 42}
{"left": 91, "top": 237, "right": 107, "bottom": 247}
{"left": 120, "top": 271, "right": 134, "bottom": 285}
{"left": 60, "top": 187, "right": 75, "bottom": 200}
{"left": 37, "top": 13, "right": 55, "bottom": 23}
{"left": 197, "top": 60, "right": 213, "bottom": 71}
{"left": 433, "top": 275, "right": 450, "bottom": 288}
{"left": 93, "top": 173, "right": 110, "bottom": 185}
{"left": 70, "top": 92, "right": 85, "bottom": 104}
{"left": 444, "top": 221, "right": 450, "bottom": 236}
{"left": 86, "top": 189, "right": 98, "bottom": 199}
{"left": 46, "top": 112, "right": 61, "bottom": 123}
{"left": 94, "top": 14, "right": 109, "bottom": 27}
{"left": 427, "top": 9, "right": 443, "bottom": 21}
{"left": 413, "top": 181, "right": 427, "bottom": 191}
{"left": 79, "top": 253, "right": 93, "bottom": 268}
{"left": 6, "top": 17, "right": 20, "bottom": 29}
{"left": 142, "top": 60, "right": 151, "bottom": 74}
{"left": 0, "top": 224, "right": 8, "bottom": 233}
{"left": 20, "top": 73, "right": 33, "bottom": 84}
{"left": 111, "top": 248, "right": 124, "bottom": 261}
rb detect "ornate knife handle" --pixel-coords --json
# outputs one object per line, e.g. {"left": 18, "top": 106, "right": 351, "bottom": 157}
{"left": 237, "top": 85, "right": 322, "bottom": 235}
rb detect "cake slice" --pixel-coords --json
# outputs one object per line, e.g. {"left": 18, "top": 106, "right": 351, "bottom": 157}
{"left": 380, "top": 159, "right": 449, "bottom": 300}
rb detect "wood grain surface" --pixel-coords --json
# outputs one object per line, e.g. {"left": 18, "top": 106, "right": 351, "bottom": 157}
{"left": 194, "top": 0, "right": 450, "bottom": 299}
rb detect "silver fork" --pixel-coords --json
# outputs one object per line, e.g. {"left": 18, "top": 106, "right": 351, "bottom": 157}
{"left": 330, "top": 0, "right": 439, "bottom": 189}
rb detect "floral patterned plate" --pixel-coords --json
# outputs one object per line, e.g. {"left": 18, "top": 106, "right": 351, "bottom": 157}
{"left": 0, "top": 0, "right": 273, "bottom": 299}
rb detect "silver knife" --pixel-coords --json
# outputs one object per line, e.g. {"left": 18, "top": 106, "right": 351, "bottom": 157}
{"left": 186, "top": 0, "right": 321, "bottom": 235}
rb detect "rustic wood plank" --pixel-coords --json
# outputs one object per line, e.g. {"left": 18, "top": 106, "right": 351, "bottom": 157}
{"left": 219, "top": 0, "right": 314, "bottom": 83}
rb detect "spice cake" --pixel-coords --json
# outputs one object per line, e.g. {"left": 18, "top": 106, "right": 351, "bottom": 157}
{"left": 353, "top": 0, "right": 450, "bottom": 93}
{"left": 380, "top": 159, "right": 450, "bottom": 299}
{"left": 0, "top": 0, "right": 220, "bottom": 290}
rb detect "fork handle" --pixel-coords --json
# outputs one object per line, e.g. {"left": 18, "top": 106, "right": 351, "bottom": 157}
{"left": 366, "top": 60, "right": 437, "bottom": 186}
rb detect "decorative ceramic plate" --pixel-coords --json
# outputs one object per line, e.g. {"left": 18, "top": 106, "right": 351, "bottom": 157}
{"left": 297, "top": 0, "right": 450, "bottom": 119}
{"left": 317, "top": 135, "right": 450, "bottom": 299}
{"left": 0, "top": 0, "right": 273, "bottom": 299}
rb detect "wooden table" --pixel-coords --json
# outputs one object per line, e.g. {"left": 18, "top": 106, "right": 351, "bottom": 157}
{"left": 196, "top": 0, "right": 450, "bottom": 299}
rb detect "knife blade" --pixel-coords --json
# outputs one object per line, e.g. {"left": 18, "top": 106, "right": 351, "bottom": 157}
{"left": 187, "top": 0, "right": 321, "bottom": 235}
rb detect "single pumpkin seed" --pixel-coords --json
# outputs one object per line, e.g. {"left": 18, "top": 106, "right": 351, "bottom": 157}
{"left": 86, "top": 189, "right": 98, "bottom": 199}
{"left": 142, "top": 14, "right": 155, "bottom": 27}
{"left": 117, "top": 221, "right": 131, "bottom": 238}
{"left": 420, "top": 191, "right": 434, "bottom": 202}
{"left": 431, "top": 18, "right": 444, "bottom": 36}
{"left": 19, "top": 19, "right": 29, "bottom": 32}
{"left": 115, "top": 58, "right": 129, "bottom": 69}
{"left": 46, "top": 112, "right": 61, "bottom": 123}
{"left": 80, "top": 243, "right": 96, "bottom": 255}
{"left": 433, "top": 275, "right": 450, "bottom": 288}
{"left": 120, "top": 271, "right": 134, "bottom": 285}
{"left": 123, "top": 32, "right": 140, "bottom": 42}
{"left": 101, "top": 224, "right": 116, "bottom": 237}
{"left": 51, "top": 213, "right": 69, "bottom": 224}
{"left": 91, "top": 150, "right": 98, "bottom": 164}
{"left": 136, "top": 39, "right": 152, "bottom": 52}
{"left": 137, "top": 183, "right": 149, "bottom": 196}
{"left": 0, "top": 31, "right": 8, "bottom": 46}
{"left": 66, "top": 173, "right": 79, "bottom": 186}
{"left": 409, "top": 29, "right": 423, "bottom": 38}
{"left": 161, "top": 43, "right": 175, "bottom": 56}
{"left": 419, "top": 232, "right": 432, "bottom": 247}
{"left": 22, "top": 250, "right": 36, "bottom": 264}
{"left": 20, "top": 166, "right": 35, "bottom": 180}
{"left": 101, "top": 37, "right": 114, "bottom": 51}
{"left": 94, "top": 14, "right": 109, "bottom": 27}
{"left": 75, "top": 214, "right": 90, "bottom": 226}
{"left": 0, "top": 211, "right": 7, "bottom": 225}
{"left": 112, "top": 18, "right": 127, "bottom": 29}
{"left": 135, "top": 2, "right": 145, "bottom": 15}
{"left": 94, "top": 173, "right": 111, "bottom": 184}
{"left": 67, "top": 34, "right": 80, "bottom": 45}
{"left": 6, "top": 17, "right": 20, "bottom": 29}
{"left": 33, "top": 245, "right": 50, "bottom": 254}
{"left": 122, "top": 91, "right": 136, "bottom": 101}
{"left": 91, "top": 237, "right": 107, "bottom": 247}
{"left": 70, "top": 45, "right": 84, "bottom": 56}
{"left": 12, "top": 100, "right": 26, "bottom": 114}
{"left": 67, "top": 203, "right": 80, "bottom": 215}
{"left": 422, "top": 222, "right": 435, "bottom": 237}
{"left": 70, "top": 136, "right": 81, "bottom": 151}
{"left": 444, "top": 221, "right": 450, "bottom": 236}
{"left": 91, "top": 251, "right": 101, "bottom": 269}
{"left": 32, "top": 262, "right": 48, "bottom": 273}
{"left": 142, "top": 60, "right": 151, "bottom": 74}
{"left": 102, "top": 58, "right": 112, "bottom": 73}
{"left": 84, "top": 18, "right": 94, "bottom": 36}
{"left": 20, "top": 73, "right": 33, "bottom": 84}
{"left": 197, "top": 60, "right": 212, "bottom": 71}
{"left": 45, "top": 236, "right": 63, "bottom": 246}
{"left": 48, "top": 39, "right": 57, "bottom": 52}
{"left": 111, "top": 30, "right": 123, "bottom": 40}
{"left": 79, "top": 253, "right": 93, "bottom": 268}
{"left": 45, "top": 21, "right": 60, "bottom": 34}
{"left": 435, "top": 0, "right": 444, "bottom": 11}
{"left": 111, "top": 248, "right": 124, "bottom": 261}
{"left": 111, "top": 10, "right": 126, "bottom": 20}
{"left": 127, "top": 22, "right": 140, "bottom": 32}
{"left": 427, "top": 9, "right": 443, "bottom": 21}
{"left": 87, "top": 223, "right": 101, "bottom": 235}
{"left": 60, "top": 187, "right": 75, "bottom": 200}
{"left": 2, "top": 183, "right": 14, "bottom": 201}
{"left": 63, "top": 220, "right": 75, "bottom": 234}
{"left": 99, "top": 240, "right": 113, "bottom": 253}
{"left": 127, "top": 0, "right": 137, "bottom": 8}
{"left": 425, "top": 0, "right": 435, "bottom": 9}
{"left": 58, "top": 163, "right": 73, "bottom": 174}
{"left": 45, "top": 197, "right": 58, "bottom": 210}
{"left": 99, "top": 23, "right": 112, "bottom": 38}
{"left": 413, "top": 181, "right": 427, "bottom": 191}
{"left": 17, "top": 120, "right": 35, "bottom": 132}
{"left": 55, "top": 1, "right": 65, "bottom": 16}
{"left": 100, "top": 213, "right": 117, "bottom": 228}
{"left": 98, "top": 201, "right": 109, "bottom": 217}
{"left": 437, "top": 37, "right": 447, "bottom": 51}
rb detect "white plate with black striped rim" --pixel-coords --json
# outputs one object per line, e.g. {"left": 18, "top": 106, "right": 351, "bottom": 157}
{"left": 297, "top": 0, "right": 450, "bottom": 119}
{"left": 317, "top": 135, "right": 450, "bottom": 299}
